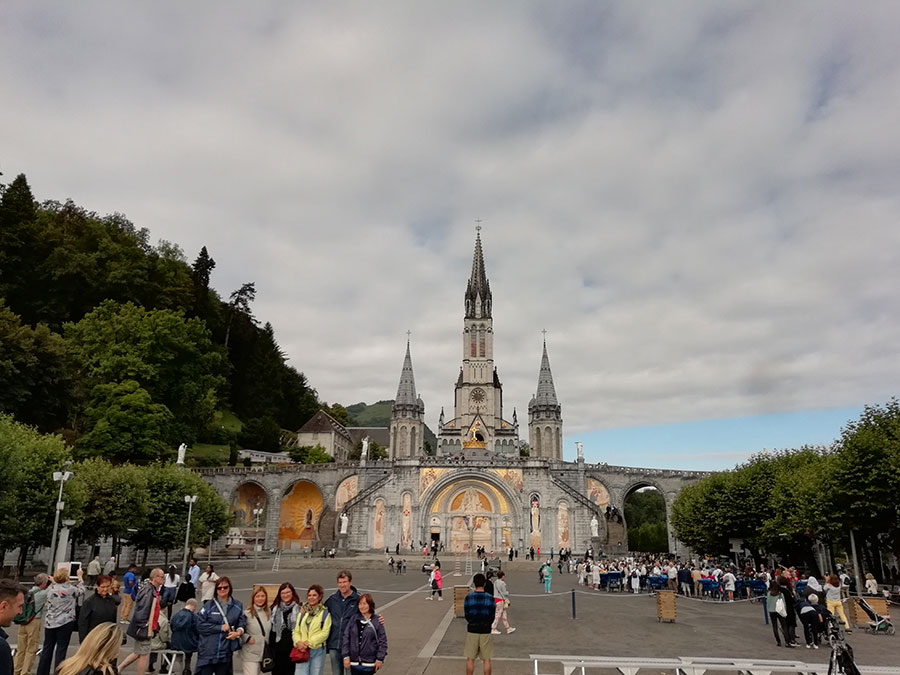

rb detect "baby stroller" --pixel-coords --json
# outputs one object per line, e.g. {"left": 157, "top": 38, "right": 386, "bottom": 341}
{"left": 855, "top": 596, "right": 895, "bottom": 635}
{"left": 825, "top": 614, "right": 861, "bottom": 675}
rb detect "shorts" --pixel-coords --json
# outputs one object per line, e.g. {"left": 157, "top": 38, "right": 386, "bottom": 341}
{"left": 133, "top": 638, "right": 152, "bottom": 655}
{"left": 464, "top": 633, "right": 493, "bottom": 661}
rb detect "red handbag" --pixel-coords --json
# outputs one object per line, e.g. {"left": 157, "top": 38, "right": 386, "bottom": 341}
{"left": 290, "top": 647, "right": 309, "bottom": 663}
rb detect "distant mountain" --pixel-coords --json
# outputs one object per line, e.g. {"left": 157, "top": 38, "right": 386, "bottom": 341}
{"left": 344, "top": 400, "right": 437, "bottom": 451}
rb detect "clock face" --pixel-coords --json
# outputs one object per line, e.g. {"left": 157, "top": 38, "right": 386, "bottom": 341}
{"left": 470, "top": 388, "right": 485, "bottom": 404}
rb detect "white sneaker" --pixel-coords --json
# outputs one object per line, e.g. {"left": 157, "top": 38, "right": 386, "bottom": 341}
{"left": 426, "top": 596, "right": 432, "bottom": 600}
{"left": 813, "top": 644, "right": 819, "bottom": 650}
{"left": 806, "top": 645, "right": 811, "bottom": 649}
{"left": 491, "top": 630, "right": 501, "bottom": 635}
{"left": 438, "top": 597, "right": 443, "bottom": 601}
{"left": 507, "top": 627, "right": 516, "bottom": 634}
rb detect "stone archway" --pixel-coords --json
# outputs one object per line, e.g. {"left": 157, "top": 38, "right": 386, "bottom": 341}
{"left": 278, "top": 480, "right": 325, "bottom": 550}
{"left": 230, "top": 481, "right": 269, "bottom": 550}
{"left": 419, "top": 471, "right": 522, "bottom": 554}
{"left": 618, "top": 480, "right": 669, "bottom": 555}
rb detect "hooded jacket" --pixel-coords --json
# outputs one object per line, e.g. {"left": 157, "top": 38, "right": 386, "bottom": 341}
{"left": 340, "top": 614, "right": 387, "bottom": 667}
{"left": 324, "top": 586, "right": 359, "bottom": 651}
{"left": 170, "top": 608, "right": 200, "bottom": 653}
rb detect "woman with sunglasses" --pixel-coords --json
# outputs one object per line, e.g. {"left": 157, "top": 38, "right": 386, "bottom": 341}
{"left": 268, "top": 583, "right": 301, "bottom": 675}
{"left": 196, "top": 576, "right": 247, "bottom": 675}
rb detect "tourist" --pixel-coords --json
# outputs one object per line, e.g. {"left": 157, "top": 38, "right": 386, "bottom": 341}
{"left": 1, "top": 579, "right": 26, "bottom": 675}
{"left": 87, "top": 557, "right": 102, "bottom": 587}
{"left": 162, "top": 565, "right": 181, "bottom": 616}
{"left": 427, "top": 563, "right": 443, "bottom": 600}
{"left": 464, "top": 574, "right": 494, "bottom": 675}
{"left": 722, "top": 568, "right": 737, "bottom": 602}
{"left": 241, "top": 586, "right": 271, "bottom": 675}
{"left": 269, "top": 583, "right": 301, "bottom": 675}
{"left": 766, "top": 581, "right": 792, "bottom": 648}
{"left": 13, "top": 573, "right": 49, "bottom": 675}
{"left": 199, "top": 565, "right": 220, "bottom": 603}
{"left": 170, "top": 598, "right": 200, "bottom": 675}
{"left": 824, "top": 574, "right": 850, "bottom": 631}
{"left": 778, "top": 575, "right": 799, "bottom": 645}
{"left": 188, "top": 559, "right": 202, "bottom": 592}
{"left": 293, "top": 585, "right": 331, "bottom": 675}
{"left": 36, "top": 567, "right": 86, "bottom": 675}
{"left": 78, "top": 576, "right": 120, "bottom": 641}
{"left": 103, "top": 557, "right": 117, "bottom": 576}
{"left": 796, "top": 594, "right": 824, "bottom": 649}
{"left": 541, "top": 560, "right": 553, "bottom": 594}
{"left": 341, "top": 593, "right": 387, "bottom": 675}
{"left": 120, "top": 567, "right": 164, "bottom": 675}
{"left": 196, "top": 576, "right": 246, "bottom": 675}
{"left": 121, "top": 564, "right": 138, "bottom": 622}
{"left": 57, "top": 622, "right": 122, "bottom": 675}
{"left": 864, "top": 573, "right": 878, "bottom": 595}
{"left": 490, "top": 570, "right": 515, "bottom": 635}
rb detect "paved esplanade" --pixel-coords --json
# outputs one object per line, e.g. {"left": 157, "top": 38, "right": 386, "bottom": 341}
{"left": 7, "top": 564, "right": 897, "bottom": 675}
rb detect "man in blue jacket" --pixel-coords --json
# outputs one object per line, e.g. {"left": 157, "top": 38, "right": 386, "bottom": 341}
{"left": 324, "top": 571, "right": 359, "bottom": 675}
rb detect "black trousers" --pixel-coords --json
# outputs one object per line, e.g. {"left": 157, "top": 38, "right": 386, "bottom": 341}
{"left": 769, "top": 612, "right": 790, "bottom": 645}
{"left": 799, "top": 614, "right": 822, "bottom": 645}
{"left": 36, "top": 621, "right": 75, "bottom": 675}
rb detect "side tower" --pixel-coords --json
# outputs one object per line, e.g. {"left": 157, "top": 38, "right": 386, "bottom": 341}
{"left": 528, "top": 338, "right": 563, "bottom": 459}
{"left": 389, "top": 339, "right": 425, "bottom": 458}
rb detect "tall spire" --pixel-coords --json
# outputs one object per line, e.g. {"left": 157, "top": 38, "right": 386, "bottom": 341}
{"left": 534, "top": 337, "right": 559, "bottom": 406}
{"left": 394, "top": 338, "right": 418, "bottom": 406}
{"left": 465, "top": 225, "right": 492, "bottom": 319}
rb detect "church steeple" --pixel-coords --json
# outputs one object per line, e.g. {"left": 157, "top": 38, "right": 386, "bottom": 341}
{"left": 465, "top": 227, "right": 492, "bottom": 319}
{"left": 528, "top": 336, "right": 563, "bottom": 459}
{"left": 390, "top": 338, "right": 425, "bottom": 458}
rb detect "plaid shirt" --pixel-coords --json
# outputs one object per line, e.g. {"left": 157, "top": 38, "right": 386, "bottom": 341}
{"left": 464, "top": 590, "right": 496, "bottom": 634}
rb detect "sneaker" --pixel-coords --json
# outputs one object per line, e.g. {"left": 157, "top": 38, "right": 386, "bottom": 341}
{"left": 438, "top": 597, "right": 443, "bottom": 601}
{"left": 813, "top": 644, "right": 819, "bottom": 650}
{"left": 806, "top": 645, "right": 811, "bottom": 649}
{"left": 426, "top": 596, "right": 432, "bottom": 600}
{"left": 775, "top": 643, "right": 782, "bottom": 647}
{"left": 785, "top": 643, "right": 796, "bottom": 648}
{"left": 491, "top": 630, "right": 501, "bottom": 635}
{"left": 507, "top": 627, "right": 516, "bottom": 634}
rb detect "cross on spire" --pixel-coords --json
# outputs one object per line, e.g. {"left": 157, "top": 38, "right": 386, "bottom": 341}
{"left": 475, "top": 218, "right": 482, "bottom": 233}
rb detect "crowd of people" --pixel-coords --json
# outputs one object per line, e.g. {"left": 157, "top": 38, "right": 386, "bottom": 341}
{"left": 0, "top": 565, "right": 388, "bottom": 675}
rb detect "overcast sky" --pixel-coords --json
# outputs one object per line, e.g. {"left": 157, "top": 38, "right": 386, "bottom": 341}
{"left": 2, "top": 2, "right": 899, "bottom": 469}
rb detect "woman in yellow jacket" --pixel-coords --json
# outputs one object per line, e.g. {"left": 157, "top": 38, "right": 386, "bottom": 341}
{"left": 293, "top": 585, "right": 332, "bottom": 675}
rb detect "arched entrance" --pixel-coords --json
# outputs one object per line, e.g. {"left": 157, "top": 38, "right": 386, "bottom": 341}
{"left": 622, "top": 482, "right": 668, "bottom": 554}
{"left": 278, "top": 480, "right": 324, "bottom": 550}
{"left": 230, "top": 482, "right": 268, "bottom": 550}
{"left": 419, "top": 473, "right": 520, "bottom": 553}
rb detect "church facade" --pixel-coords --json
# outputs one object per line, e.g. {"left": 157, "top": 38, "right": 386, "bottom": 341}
{"left": 199, "top": 232, "right": 709, "bottom": 557}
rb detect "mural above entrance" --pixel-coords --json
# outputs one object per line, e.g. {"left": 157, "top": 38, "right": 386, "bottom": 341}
{"left": 586, "top": 477, "right": 611, "bottom": 510}
{"left": 489, "top": 468, "right": 523, "bottom": 492}
{"left": 419, "top": 467, "right": 448, "bottom": 496}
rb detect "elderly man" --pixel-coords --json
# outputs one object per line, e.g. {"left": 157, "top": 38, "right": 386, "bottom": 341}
{"left": 121, "top": 568, "right": 165, "bottom": 675}
{"left": 13, "top": 573, "right": 49, "bottom": 675}
{"left": 1, "top": 579, "right": 26, "bottom": 675}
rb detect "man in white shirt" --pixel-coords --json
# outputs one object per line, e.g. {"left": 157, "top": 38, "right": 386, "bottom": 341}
{"left": 722, "top": 570, "right": 736, "bottom": 601}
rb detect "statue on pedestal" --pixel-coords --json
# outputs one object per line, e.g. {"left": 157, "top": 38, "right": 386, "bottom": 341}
{"left": 361, "top": 436, "right": 370, "bottom": 459}
{"left": 339, "top": 512, "right": 349, "bottom": 535}
{"left": 576, "top": 442, "right": 584, "bottom": 461}
{"left": 176, "top": 443, "right": 187, "bottom": 465}
{"left": 590, "top": 514, "right": 599, "bottom": 538}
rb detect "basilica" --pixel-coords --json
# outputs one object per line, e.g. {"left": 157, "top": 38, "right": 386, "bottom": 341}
{"left": 201, "top": 232, "right": 708, "bottom": 557}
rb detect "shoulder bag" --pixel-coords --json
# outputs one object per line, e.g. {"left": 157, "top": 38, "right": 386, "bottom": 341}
{"left": 256, "top": 615, "right": 275, "bottom": 672}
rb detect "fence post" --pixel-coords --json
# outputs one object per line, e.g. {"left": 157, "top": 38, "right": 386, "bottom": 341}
{"left": 571, "top": 588, "right": 576, "bottom": 619}
{"left": 763, "top": 596, "right": 769, "bottom": 625}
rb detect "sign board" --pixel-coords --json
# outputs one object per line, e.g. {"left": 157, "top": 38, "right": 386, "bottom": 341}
{"left": 728, "top": 538, "right": 744, "bottom": 554}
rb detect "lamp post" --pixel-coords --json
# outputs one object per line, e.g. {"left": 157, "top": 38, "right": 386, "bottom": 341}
{"left": 48, "top": 468, "right": 74, "bottom": 573}
{"left": 252, "top": 508, "right": 264, "bottom": 570}
{"left": 208, "top": 530, "right": 214, "bottom": 566}
{"left": 181, "top": 495, "right": 198, "bottom": 578}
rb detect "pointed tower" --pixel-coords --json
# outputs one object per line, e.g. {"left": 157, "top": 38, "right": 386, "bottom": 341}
{"left": 390, "top": 339, "right": 425, "bottom": 458}
{"left": 528, "top": 337, "right": 563, "bottom": 459}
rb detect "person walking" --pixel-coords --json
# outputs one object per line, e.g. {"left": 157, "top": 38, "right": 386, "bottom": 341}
{"left": 241, "top": 586, "right": 271, "bottom": 675}
{"left": 778, "top": 575, "right": 799, "bottom": 645}
{"left": 78, "top": 577, "right": 120, "bottom": 642}
{"left": 490, "top": 571, "right": 515, "bottom": 635}
{"left": 269, "top": 583, "right": 301, "bottom": 675}
{"left": 196, "top": 576, "right": 246, "bottom": 675}
{"left": 121, "top": 564, "right": 138, "bottom": 623}
{"left": 103, "top": 557, "right": 117, "bottom": 576}
{"left": 162, "top": 566, "right": 181, "bottom": 618}
{"left": 13, "top": 573, "right": 49, "bottom": 675}
{"left": 1, "top": 579, "right": 26, "bottom": 675}
{"left": 542, "top": 561, "right": 553, "bottom": 593}
{"left": 341, "top": 594, "right": 387, "bottom": 675}
{"left": 36, "top": 567, "right": 86, "bottom": 675}
{"left": 766, "top": 581, "right": 792, "bottom": 648}
{"left": 57, "top": 622, "right": 122, "bottom": 675}
{"left": 188, "top": 560, "right": 202, "bottom": 593}
{"left": 427, "top": 564, "right": 443, "bottom": 601}
{"left": 824, "top": 574, "right": 851, "bottom": 631}
{"left": 87, "top": 557, "right": 102, "bottom": 588}
{"left": 198, "top": 566, "right": 220, "bottom": 603}
{"left": 292, "top": 585, "right": 331, "bottom": 675}
{"left": 463, "top": 574, "right": 494, "bottom": 675}
{"left": 120, "top": 568, "right": 164, "bottom": 675}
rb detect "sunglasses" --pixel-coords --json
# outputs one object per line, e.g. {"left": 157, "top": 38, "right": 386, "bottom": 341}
{"left": 216, "top": 585, "right": 230, "bottom": 590}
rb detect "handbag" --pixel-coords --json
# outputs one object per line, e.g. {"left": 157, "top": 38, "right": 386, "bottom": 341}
{"left": 255, "top": 615, "right": 275, "bottom": 673}
{"left": 775, "top": 595, "right": 787, "bottom": 618}
{"left": 290, "top": 647, "right": 309, "bottom": 663}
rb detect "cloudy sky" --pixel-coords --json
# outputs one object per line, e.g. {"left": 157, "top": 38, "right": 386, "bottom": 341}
{"left": 3, "top": 2, "right": 899, "bottom": 469}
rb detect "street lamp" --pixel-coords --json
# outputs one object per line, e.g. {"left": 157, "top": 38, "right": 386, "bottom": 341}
{"left": 207, "top": 530, "right": 214, "bottom": 565}
{"left": 252, "top": 508, "right": 264, "bottom": 570}
{"left": 181, "top": 495, "right": 198, "bottom": 578}
{"left": 48, "top": 468, "right": 74, "bottom": 573}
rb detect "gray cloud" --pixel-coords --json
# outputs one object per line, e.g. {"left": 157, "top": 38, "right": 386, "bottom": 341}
{"left": 2, "top": 1, "right": 899, "bottom": 438}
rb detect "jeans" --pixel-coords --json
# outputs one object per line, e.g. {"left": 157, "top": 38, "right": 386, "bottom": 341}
{"left": 295, "top": 647, "right": 326, "bottom": 675}
{"left": 36, "top": 621, "right": 75, "bottom": 675}
{"left": 327, "top": 649, "right": 348, "bottom": 675}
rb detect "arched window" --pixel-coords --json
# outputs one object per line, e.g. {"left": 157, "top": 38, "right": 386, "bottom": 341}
{"left": 534, "top": 427, "right": 542, "bottom": 455}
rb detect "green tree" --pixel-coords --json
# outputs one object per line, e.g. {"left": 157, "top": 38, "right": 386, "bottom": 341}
{"left": 238, "top": 417, "right": 283, "bottom": 453}
{"left": 323, "top": 403, "right": 352, "bottom": 427}
{"left": 224, "top": 282, "right": 256, "bottom": 350}
{"left": 287, "top": 444, "right": 333, "bottom": 464}
{"left": 348, "top": 440, "right": 388, "bottom": 461}
{"left": 76, "top": 381, "right": 176, "bottom": 463}
{"left": 0, "top": 174, "right": 39, "bottom": 311}
{"left": 0, "top": 300, "right": 71, "bottom": 431}
{"left": 65, "top": 300, "right": 225, "bottom": 443}
{"left": 71, "top": 458, "right": 150, "bottom": 546}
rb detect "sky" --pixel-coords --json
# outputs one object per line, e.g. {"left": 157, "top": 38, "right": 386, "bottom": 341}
{"left": 2, "top": 2, "right": 899, "bottom": 470}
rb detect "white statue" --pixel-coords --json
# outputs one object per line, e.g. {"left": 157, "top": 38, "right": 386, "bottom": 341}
{"left": 576, "top": 442, "right": 584, "bottom": 461}
{"left": 339, "top": 512, "right": 349, "bottom": 535}
{"left": 590, "top": 514, "right": 599, "bottom": 538}
{"left": 361, "top": 436, "right": 370, "bottom": 459}
{"left": 176, "top": 443, "right": 187, "bottom": 465}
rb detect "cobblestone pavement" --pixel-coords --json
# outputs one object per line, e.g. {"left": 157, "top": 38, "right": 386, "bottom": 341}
{"left": 7, "top": 563, "right": 898, "bottom": 675}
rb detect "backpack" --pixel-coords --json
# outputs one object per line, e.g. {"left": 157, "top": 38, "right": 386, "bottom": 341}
{"left": 13, "top": 588, "right": 38, "bottom": 625}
